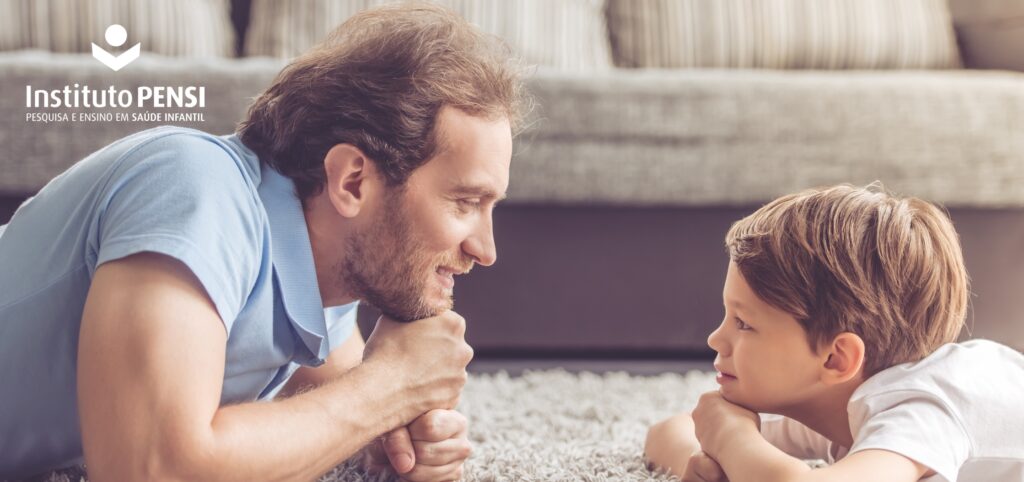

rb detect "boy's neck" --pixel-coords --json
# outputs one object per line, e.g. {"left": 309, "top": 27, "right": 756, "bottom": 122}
{"left": 779, "top": 378, "right": 864, "bottom": 452}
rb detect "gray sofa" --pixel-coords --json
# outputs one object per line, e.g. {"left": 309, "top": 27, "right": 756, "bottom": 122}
{"left": 2, "top": 2, "right": 1024, "bottom": 356}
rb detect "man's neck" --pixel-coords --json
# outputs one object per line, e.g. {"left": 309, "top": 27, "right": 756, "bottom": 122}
{"left": 303, "top": 194, "right": 359, "bottom": 307}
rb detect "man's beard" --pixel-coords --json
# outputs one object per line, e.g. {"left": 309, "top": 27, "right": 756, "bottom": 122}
{"left": 339, "top": 189, "right": 473, "bottom": 322}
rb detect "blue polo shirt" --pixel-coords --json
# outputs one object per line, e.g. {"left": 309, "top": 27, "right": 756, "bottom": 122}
{"left": 0, "top": 126, "right": 357, "bottom": 478}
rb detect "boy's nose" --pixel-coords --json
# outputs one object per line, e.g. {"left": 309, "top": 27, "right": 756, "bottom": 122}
{"left": 707, "top": 322, "right": 729, "bottom": 355}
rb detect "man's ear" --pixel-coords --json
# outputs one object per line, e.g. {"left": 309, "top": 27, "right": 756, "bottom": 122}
{"left": 323, "top": 144, "right": 377, "bottom": 218}
{"left": 820, "top": 332, "right": 866, "bottom": 385}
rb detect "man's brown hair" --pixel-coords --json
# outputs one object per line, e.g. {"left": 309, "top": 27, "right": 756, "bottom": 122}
{"left": 725, "top": 184, "right": 969, "bottom": 376}
{"left": 238, "top": 3, "right": 529, "bottom": 200}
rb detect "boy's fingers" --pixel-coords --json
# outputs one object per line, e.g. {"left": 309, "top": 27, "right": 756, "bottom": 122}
{"left": 690, "top": 452, "right": 726, "bottom": 481}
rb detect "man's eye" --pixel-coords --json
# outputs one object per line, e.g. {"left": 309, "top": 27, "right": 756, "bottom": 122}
{"left": 457, "top": 199, "right": 482, "bottom": 208}
{"left": 735, "top": 317, "right": 752, "bottom": 331}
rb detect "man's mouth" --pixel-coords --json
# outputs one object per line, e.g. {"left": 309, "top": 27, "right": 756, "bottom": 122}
{"left": 434, "top": 266, "right": 467, "bottom": 289}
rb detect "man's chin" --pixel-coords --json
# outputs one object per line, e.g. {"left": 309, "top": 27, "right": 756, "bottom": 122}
{"left": 374, "top": 296, "right": 452, "bottom": 322}
{"left": 424, "top": 294, "right": 454, "bottom": 317}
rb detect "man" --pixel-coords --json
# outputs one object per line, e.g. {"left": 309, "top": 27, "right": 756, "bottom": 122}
{"left": 0, "top": 4, "right": 527, "bottom": 480}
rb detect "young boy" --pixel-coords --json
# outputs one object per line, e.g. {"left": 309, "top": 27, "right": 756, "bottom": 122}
{"left": 645, "top": 184, "right": 1024, "bottom": 482}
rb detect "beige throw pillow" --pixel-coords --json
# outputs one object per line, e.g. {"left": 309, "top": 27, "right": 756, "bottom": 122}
{"left": 0, "top": 0, "right": 235, "bottom": 57}
{"left": 244, "top": 0, "right": 613, "bottom": 72}
{"left": 607, "top": 0, "right": 962, "bottom": 69}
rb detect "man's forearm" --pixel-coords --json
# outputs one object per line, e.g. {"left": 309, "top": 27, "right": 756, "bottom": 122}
{"left": 277, "top": 326, "right": 367, "bottom": 399}
{"left": 717, "top": 433, "right": 812, "bottom": 482}
{"left": 186, "top": 361, "right": 408, "bottom": 482}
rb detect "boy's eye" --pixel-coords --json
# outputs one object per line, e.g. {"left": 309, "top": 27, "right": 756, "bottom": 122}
{"left": 735, "top": 317, "right": 752, "bottom": 331}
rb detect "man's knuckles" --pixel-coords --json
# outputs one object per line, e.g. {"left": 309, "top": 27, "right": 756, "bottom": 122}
{"left": 411, "top": 410, "right": 467, "bottom": 441}
{"left": 413, "top": 438, "right": 472, "bottom": 462}
{"left": 459, "top": 344, "right": 474, "bottom": 366}
{"left": 439, "top": 311, "right": 466, "bottom": 333}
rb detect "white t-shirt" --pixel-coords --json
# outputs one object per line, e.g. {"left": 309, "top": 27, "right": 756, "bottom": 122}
{"left": 761, "top": 340, "right": 1024, "bottom": 482}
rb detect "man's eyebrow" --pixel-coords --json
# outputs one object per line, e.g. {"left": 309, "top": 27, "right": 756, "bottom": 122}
{"left": 451, "top": 185, "right": 507, "bottom": 201}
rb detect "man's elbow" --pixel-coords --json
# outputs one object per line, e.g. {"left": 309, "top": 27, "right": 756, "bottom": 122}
{"left": 85, "top": 431, "right": 219, "bottom": 482}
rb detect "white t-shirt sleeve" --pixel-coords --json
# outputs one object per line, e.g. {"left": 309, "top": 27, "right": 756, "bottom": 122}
{"left": 760, "top": 413, "right": 831, "bottom": 460}
{"left": 848, "top": 391, "right": 971, "bottom": 482}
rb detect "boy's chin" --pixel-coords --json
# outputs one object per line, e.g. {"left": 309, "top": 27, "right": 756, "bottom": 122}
{"left": 718, "top": 388, "right": 743, "bottom": 405}
{"left": 719, "top": 389, "right": 767, "bottom": 413}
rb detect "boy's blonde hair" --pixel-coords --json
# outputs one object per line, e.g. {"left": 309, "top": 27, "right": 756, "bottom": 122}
{"left": 725, "top": 184, "right": 969, "bottom": 376}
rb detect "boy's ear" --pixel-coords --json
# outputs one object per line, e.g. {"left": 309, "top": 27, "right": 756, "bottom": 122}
{"left": 820, "top": 332, "right": 866, "bottom": 385}
{"left": 323, "top": 143, "right": 378, "bottom": 218}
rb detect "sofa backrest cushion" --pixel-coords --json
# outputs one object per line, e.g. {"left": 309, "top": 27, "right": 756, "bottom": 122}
{"left": 0, "top": 0, "right": 235, "bottom": 58}
{"left": 243, "top": 0, "right": 613, "bottom": 72}
{"left": 607, "top": 0, "right": 962, "bottom": 69}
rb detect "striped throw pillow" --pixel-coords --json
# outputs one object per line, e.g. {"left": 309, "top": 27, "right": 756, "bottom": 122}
{"left": 0, "top": 0, "right": 235, "bottom": 57}
{"left": 607, "top": 0, "right": 962, "bottom": 69}
{"left": 244, "top": 0, "right": 613, "bottom": 72}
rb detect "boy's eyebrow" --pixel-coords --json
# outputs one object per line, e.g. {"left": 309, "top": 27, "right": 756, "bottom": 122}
{"left": 724, "top": 297, "right": 746, "bottom": 310}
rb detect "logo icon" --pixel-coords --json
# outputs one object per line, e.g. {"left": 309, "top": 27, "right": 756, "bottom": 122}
{"left": 91, "top": 24, "right": 140, "bottom": 71}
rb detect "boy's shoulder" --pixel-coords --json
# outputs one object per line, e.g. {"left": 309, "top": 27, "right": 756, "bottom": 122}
{"left": 853, "top": 340, "right": 1022, "bottom": 404}
{"left": 843, "top": 340, "right": 1024, "bottom": 478}
{"left": 847, "top": 339, "right": 1024, "bottom": 443}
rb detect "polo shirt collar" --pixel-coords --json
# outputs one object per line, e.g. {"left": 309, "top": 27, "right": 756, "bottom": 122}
{"left": 256, "top": 162, "right": 330, "bottom": 364}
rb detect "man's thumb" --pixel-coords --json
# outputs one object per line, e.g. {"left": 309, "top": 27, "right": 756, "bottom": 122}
{"left": 383, "top": 427, "right": 415, "bottom": 474}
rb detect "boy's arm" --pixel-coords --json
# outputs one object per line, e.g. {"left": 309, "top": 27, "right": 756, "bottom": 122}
{"left": 713, "top": 431, "right": 929, "bottom": 482}
{"left": 645, "top": 412, "right": 700, "bottom": 476}
{"left": 693, "top": 392, "right": 931, "bottom": 482}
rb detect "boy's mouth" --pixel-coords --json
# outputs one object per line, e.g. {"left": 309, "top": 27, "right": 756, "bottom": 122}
{"left": 714, "top": 364, "right": 737, "bottom": 383}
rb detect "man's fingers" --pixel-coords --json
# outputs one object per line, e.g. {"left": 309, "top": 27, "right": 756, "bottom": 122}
{"left": 400, "top": 460, "right": 465, "bottom": 482}
{"left": 413, "top": 437, "right": 473, "bottom": 467}
{"left": 361, "top": 438, "right": 390, "bottom": 474}
{"left": 384, "top": 427, "right": 416, "bottom": 474}
{"left": 409, "top": 409, "right": 468, "bottom": 442}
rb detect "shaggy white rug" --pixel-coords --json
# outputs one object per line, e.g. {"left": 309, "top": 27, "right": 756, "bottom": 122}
{"left": 40, "top": 369, "right": 719, "bottom": 482}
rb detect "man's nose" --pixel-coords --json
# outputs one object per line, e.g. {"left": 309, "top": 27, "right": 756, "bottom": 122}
{"left": 462, "top": 217, "right": 497, "bottom": 267}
